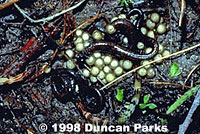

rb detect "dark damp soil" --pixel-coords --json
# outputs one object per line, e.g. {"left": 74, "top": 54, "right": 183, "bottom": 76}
{"left": 0, "top": 0, "right": 200, "bottom": 134}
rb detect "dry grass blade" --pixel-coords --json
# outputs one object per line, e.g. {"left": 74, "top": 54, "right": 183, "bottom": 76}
{"left": 14, "top": 0, "right": 86, "bottom": 23}
{"left": 99, "top": 42, "right": 200, "bottom": 91}
{"left": 0, "top": 0, "right": 20, "bottom": 11}
{"left": 183, "top": 62, "right": 200, "bottom": 89}
{"left": 150, "top": 81, "right": 192, "bottom": 89}
{"left": 179, "top": 0, "right": 186, "bottom": 27}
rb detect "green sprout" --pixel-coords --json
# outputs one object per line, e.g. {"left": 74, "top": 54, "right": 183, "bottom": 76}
{"left": 169, "top": 62, "right": 181, "bottom": 78}
{"left": 121, "top": 0, "right": 134, "bottom": 6}
{"left": 166, "top": 86, "right": 199, "bottom": 114}
{"left": 116, "top": 88, "right": 124, "bottom": 102}
{"left": 139, "top": 94, "right": 157, "bottom": 110}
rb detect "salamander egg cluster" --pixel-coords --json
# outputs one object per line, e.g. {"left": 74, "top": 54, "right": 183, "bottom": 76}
{"left": 138, "top": 12, "right": 170, "bottom": 78}
{"left": 73, "top": 29, "right": 91, "bottom": 51}
{"left": 138, "top": 44, "right": 170, "bottom": 78}
{"left": 141, "top": 12, "right": 167, "bottom": 39}
{"left": 82, "top": 52, "right": 133, "bottom": 84}
{"left": 63, "top": 29, "right": 92, "bottom": 70}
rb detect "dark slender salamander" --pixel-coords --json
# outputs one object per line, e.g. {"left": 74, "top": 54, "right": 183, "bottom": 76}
{"left": 127, "top": 8, "right": 144, "bottom": 29}
{"left": 84, "top": 41, "right": 158, "bottom": 60}
{"left": 111, "top": 19, "right": 158, "bottom": 48}
{"left": 51, "top": 68, "right": 105, "bottom": 113}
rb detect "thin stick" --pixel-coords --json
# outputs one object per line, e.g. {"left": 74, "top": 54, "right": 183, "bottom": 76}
{"left": 179, "top": 0, "right": 186, "bottom": 27}
{"left": 27, "top": 48, "right": 58, "bottom": 82}
{"left": 99, "top": 43, "right": 200, "bottom": 90}
{"left": 178, "top": 87, "right": 200, "bottom": 134}
{"left": 167, "top": 0, "right": 173, "bottom": 65}
{"left": 61, "top": 13, "right": 102, "bottom": 44}
{"left": 14, "top": 0, "right": 86, "bottom": 23}
{"left": 150, "top": 81, "right": 192, "bottom": 89}
{"left": 183, "top": 62, "right": 200, "bottom": 89}
{"left": 0, "top": 0, "right": 19, "bottom": 11}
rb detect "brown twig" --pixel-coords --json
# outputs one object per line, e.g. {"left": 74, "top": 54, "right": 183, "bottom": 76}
{"left": 149, "top": 81, "right": 192, "bottom": 89}
{"left": 183, "top": 62, "right": 200, "bottom": 89}
{"left": 61, "top": 13, "right": 102, "bottom": 45}
{"left": 0, "top": 0, "right": 19, "bottom": 11}
{"left": 14, "top": 0, "right": 86, "bottom": 23}
{"left": 99, "top": 42, "right": 200, "bottom": 91}
{"left": 179, "top": 0, "right": 186, "bottom": 27}
{"left": 60, "top": 0, "right": 68, "bottom": 43}
{"left": 27, "top": 48, "right": 58, "bottom": 82}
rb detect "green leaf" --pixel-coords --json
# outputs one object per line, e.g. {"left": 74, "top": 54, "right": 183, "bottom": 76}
{"left": 120, "top": 0, "right": 134, "bottom": 6}
{"left": 139, "top": 103, "right": 147, "bottom": 109}
{"left": 143, "top": 94, "right": 150, "bottom": 104}
{"left": 116, "top": 88, "right": 124, "bottom": 102}
{"left": 147, "top": 103, "right": 157, "bottom": 109}
{"left": 158, "top": 118, "right": 168, "bottom": 124}
{"left": 166, "top": 86, "right": 199, "bottom": 114}
{"left": 120, "top": 0, "right": 128, "bottom": 6}
{"left": 169, "top": 62, "right": 181, "bottom": 78}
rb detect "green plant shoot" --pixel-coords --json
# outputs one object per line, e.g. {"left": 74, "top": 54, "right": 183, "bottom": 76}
{"left": 166, "top": 86, "right": 199, "bottom": 114}
{"left": 116, "top": 88, "right": 124, "bottom": 102}
{"left": 169, "top": 62, "right": 181, "bottom": 78}
{"left": 139, "top": 94, "right": 157, "bottom": 110}
{"left": 121, "top": 0, "right": 134, "bottom": 6}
